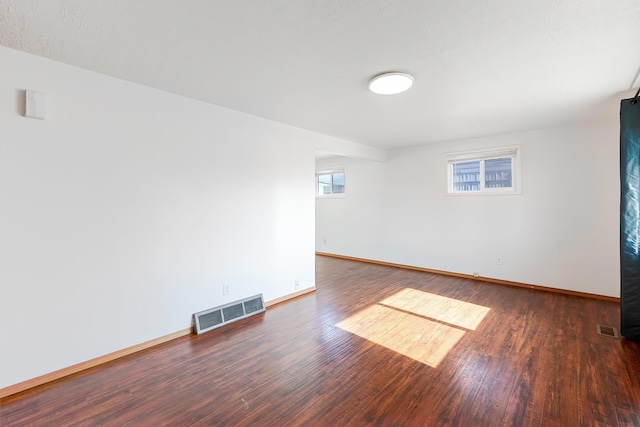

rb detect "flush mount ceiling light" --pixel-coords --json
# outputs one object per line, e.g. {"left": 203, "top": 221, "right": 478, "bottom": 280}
{"left": 369, "top": 72, "right": 414, "bottom": 95}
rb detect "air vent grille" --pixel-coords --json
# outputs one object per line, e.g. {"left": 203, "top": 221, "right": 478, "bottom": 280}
{"left": 244, "top": 296, "right": 264, "bottom": 314}
{"left": 597, "top": 324, "right": 619, "bottom": 338}
{"left": 222, "top": 303, "right": 245, "bottom": 322}
{"left": 199, "top": 310, "right": 223, "bottom": 330}
{"left": 193, "top": 294, "right": 265, "bottom": 335}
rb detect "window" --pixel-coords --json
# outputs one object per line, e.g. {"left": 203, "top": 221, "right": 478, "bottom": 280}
{"left": 446, "top": 146, "right": 520, "bottom": 195}
{"left": 316, "top": 167, "right": 345, "bottom": 197}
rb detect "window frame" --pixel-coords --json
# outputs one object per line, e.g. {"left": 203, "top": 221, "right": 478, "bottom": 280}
{"left": 316, "top": 166, "right": 347, "bottom": 198}
{"left": 446, "top": 146, "right": 521, "bottom": 196}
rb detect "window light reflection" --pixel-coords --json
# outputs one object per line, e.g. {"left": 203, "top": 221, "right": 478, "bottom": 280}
{"left": 380, "top": 288, "right": 490, "bottom": 330}
{"left": 335, "top": 288, "right": 490, "bottom": 367}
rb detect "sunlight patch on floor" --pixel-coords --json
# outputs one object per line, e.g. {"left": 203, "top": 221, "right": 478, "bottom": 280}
{"left": 380, "top": 288, "right": 491, "bottom": 330}
{"left": 335, "top": 288, "right": 490, "bottom": 367}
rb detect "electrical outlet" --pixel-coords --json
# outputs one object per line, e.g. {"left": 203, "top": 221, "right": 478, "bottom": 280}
{"left": 497, "top": 256, "right": 502, "bottom": 265}
{"left": 223, "top": 283, "right": 230, "bottom": 296}
{"left": 295, "top": 280, "right": 300, "bottom": 290}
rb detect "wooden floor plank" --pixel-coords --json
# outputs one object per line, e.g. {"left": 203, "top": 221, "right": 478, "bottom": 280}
{"left": 617, "top": 407, "right": 640, "bottom": 426}
{"left": 1, "top": 255, "right": 637, "bottom": 426}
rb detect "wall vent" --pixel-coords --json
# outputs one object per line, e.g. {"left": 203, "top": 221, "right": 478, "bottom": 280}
{"left": 597, "top": 324, "right": 619, "bottom": 338}
{"left": 193, "top": 294, "right": 265, "bottom": 335}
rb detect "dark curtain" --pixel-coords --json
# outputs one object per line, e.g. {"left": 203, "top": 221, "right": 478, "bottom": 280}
{"left": 620, "top": 96, "right": 640, "bottom": 342}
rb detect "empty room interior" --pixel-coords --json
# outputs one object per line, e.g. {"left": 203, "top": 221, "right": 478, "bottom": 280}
{"left": 1, "top": 1, "right": 640, "bottom": 426}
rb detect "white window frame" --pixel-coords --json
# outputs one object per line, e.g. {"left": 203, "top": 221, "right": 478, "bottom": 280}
{"left": 316, "top": 167, "right": 346, "bottom": 198}
{"left": 446, "top": 146, "right": 521, "bottom": 195}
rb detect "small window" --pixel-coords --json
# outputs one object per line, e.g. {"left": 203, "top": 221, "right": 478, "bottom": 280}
{"left": 316, "top": 167, "right": 346, "bottom": 197}
{"left": 447, "top": 146, "right": 520, "bottom": 195}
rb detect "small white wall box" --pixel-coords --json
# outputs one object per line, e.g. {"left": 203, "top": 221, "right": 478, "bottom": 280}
{"left": 25, "top": 90, "right": 46, "bottom": 120}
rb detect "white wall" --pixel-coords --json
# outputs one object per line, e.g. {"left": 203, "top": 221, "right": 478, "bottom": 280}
{"left": 0, "top": 46, "right": 332, "bottom": 390}
{"left": 317, "top": 123, "right": 620, "bottom": 297}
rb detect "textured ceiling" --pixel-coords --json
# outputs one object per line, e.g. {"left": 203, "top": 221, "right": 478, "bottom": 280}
{"left": 1, "top": 0, "right": 639, "bottom": 150}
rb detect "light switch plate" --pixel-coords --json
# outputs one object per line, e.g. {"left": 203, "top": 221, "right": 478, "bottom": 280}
{"left": 25, "top": 90, "right": 46, "bottom": 120}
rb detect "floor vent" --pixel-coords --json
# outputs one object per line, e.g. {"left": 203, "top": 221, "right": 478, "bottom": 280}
{"left": 193, "top": 294, "right": 265, "bottom": 335}
{"left": 597, "top": 324, "right": 619, "bottom": 338}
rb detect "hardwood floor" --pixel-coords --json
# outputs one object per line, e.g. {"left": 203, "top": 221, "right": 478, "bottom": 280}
{"left": 2, "top": 255, "right": 639, "bottom": 426}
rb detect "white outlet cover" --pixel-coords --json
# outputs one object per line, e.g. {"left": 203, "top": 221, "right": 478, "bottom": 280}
{"left": 25, "top": 90, "right": 46, "bottom": 120}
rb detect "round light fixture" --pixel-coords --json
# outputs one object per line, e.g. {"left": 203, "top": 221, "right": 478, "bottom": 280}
{"left": 368, "top": 72, "right": 414, "bottom": 95}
